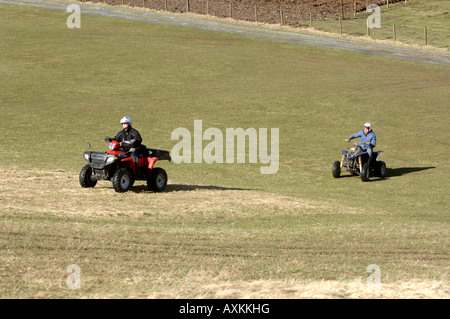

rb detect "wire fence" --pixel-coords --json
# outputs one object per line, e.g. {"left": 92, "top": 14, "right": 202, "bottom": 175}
{"left": 80, "top": 0, "right": 450, "bottom": 49}
{"left": 306, "top": 15, "right": 449, "bottom": 48}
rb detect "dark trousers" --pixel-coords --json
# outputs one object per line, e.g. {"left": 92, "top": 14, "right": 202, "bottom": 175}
{"left": 366, "top": 146, "right": 373, "bottom": 164}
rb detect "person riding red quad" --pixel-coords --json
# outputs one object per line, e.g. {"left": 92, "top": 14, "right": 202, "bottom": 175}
{"left": 106, "top": 116, "right": 142, "bottom": 150}
{"left": 105, "top": 116, "right": 145, "bottom": 169}
{"left": 80, "top": 116, "right": 171, "bottom": 192}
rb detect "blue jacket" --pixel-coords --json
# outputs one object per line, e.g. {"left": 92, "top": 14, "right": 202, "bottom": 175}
{"left": 348, "top": 130, "right": 376, "bottom": 150}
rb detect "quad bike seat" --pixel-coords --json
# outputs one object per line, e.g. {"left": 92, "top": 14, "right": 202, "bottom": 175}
{"left": 133, "top": 144, "right": 148, "bottom": 157}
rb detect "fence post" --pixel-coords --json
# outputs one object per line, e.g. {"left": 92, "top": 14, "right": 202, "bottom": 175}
{"left": 280, "top": 7, "right": 284, "bottom": 25}
{"left": 387, "top": 0, "right": 389, "bottom": 8}
{"left": 354, "top": 0, "right": 356, "bottom": 18}
{"left": 143, "top": 0, "right": 145, "bottom": 8}
{"left": 424, "top": 26, "right": 427, "bottom": 45}
{"left": 367, "top": 25, "right": 370, "bottom": 37}
{"left": 340, "top": 0, "right": 344, "bottom": 20}
{"left": 393, "top": 24, "right": 396, "bottom": 41}
{"left": 255, "top": 5, "right": 258, "bottom": 22}
{"left": 164, "top": 0, "right": 167, "bottom": 11}
{"left": 339, "top": 16, "right": 342, "bottom": 35}
{"left": 310, "top": 12, "right": 312, "bottom": 27}
{"left": 206, "top": 0, "right": 209, "bottom": 15}
{"left": 187, "top": 0, "right": 190, "bottom": 12}
{"left": 229, "top": 3, "right": 232, "bottom": 18}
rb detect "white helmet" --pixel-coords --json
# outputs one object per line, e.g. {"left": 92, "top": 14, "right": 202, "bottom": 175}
{"left": 363, "top": 122, "right": 372, "bottom": 131}
{"left": 120, "top": 116, "right": 132, "bottom": 125}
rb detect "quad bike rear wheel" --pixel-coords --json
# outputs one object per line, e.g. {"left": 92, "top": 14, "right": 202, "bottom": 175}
{"left": 332, "top": 161, "right": 341, "bottom": 178}
{"left": 147, "top": 167, "right": 168, "bottom": 192}
{"left": 376, "top": 161, "right": 387, "bottom": 178}
{"left": 79, "top": 165, "right": 97, "bottom": 188}
{"left": 113, "top": 168, "right": 132, "bottom": 192}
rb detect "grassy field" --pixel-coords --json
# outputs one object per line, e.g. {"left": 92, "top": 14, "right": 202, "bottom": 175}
{"left": 0, "top": 1, "right": 449, "bottom": 298}
{"left": 304, "top": 0, "right": 450, "bottom": 49}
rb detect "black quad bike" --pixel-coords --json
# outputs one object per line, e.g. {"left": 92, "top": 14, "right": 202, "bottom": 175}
{"left": 332, "top": 143, "right": 386, "bottom": 182}
{"left": 79, "top": 138, "right": 171, "bottom": 192}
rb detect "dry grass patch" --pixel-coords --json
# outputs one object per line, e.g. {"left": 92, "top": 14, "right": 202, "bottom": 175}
{"left": 1, "top": 167, "right": 448, "bottom": 298}
{"left": 0, "top": 168, "right": 360, "bottom": 219}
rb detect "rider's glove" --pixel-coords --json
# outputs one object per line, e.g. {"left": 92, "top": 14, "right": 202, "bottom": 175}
{"left": 345, "top": 138, "right": 350, "bottom": 143}
{"left": 105, "top": 136, "right": 112, "bottom": 142}
{"left": 363, "top": 142, "right": 371, "bottom": 145}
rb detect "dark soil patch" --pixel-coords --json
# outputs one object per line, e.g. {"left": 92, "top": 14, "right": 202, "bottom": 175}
{"left": 82, "top": 0, "right": 404, "bottom": 27}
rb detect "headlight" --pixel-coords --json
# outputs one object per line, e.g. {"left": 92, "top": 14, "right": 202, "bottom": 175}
{"left": 105, "top": 156, "right": 116, "bottom": 165}
{"left": 83, "top": 153, "right": 90, "bottom": 162}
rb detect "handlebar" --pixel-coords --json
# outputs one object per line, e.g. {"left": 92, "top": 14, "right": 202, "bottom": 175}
{"left": 105, "top": 137, "right": 134, "bottom": 147}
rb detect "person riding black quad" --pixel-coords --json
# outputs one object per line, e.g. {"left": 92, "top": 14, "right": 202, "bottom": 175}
{"left": 105, "top": 116, "right": 145, "bottom": 169}
{"left": 345, "top": 123, "right": 376, "bottom": 164}
{"left": 110, "top": 116, "right": 142, "bottom": 150}
{"left": 81, "top": 117, "right": 171, "bottom": 192}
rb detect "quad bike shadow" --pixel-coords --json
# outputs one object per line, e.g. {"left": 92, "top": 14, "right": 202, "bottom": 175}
{"left": 129, "top": 184, "right": 251, "bottom": 193}
{"left": 386, "top": 167, "right": 435, "bottom": 177}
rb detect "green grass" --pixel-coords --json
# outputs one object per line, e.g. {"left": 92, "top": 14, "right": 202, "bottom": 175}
{"left": 0, "top": 2, "right": 449, "bottom": 298}
{"left": 303, "top": 0, "right": 450, "bottom": 48}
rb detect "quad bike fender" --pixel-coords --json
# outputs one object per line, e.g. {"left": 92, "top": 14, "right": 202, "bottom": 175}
{"left": 148, "top": 157, "right": 159, "bottom": 170}
{"left": 120, "top": 157, "right": 136, "bottom": 173}
{"left": 137, "top": 156, "right": 159, "bottom": 169}
{"left": 107, "top": 150, "right": 125, "bottom": 155}
{"left": 341, "top": 150, "right": 348, "bottom": 156}
{"left": 350, "top": 151, "right": 369, "bottom": 160}
{"left": 374, "top": 151, "right": 383, "bottom": 161}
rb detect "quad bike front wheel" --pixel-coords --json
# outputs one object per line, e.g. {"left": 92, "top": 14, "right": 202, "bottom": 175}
{"left": 332, "top": 161, "right": 341, "bottom": 178}
{"left": 361, "top": 162, "right": 370, "bottom": 182}
{"left": 147, "top": 167, "right": 168, "bottom": 192}
{"left": 79, "top": 165, "right": 97, "bottom": 188}
{"left": 113, "top": 168, "right": 133, "bottom": 193}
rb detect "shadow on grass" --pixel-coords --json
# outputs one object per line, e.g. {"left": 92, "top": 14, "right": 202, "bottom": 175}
{"left": 166, "top": 184, "right": 251, "bottom": 192}
{"left": 130, "top": 184, "right": 251, "bottom": 193}
{"left": 336, "top": 166, "right": 435, "bottom": 182}
{"left": 386, "top": 167, "right": 435, "bottom": 177}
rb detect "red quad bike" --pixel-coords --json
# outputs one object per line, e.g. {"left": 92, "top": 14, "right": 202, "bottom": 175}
{"left": 79, "top": 138, "right": 171, "bottom": 192}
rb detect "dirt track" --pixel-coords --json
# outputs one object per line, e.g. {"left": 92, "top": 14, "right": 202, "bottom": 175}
{"left": 87, "top": 0, "right": 404, "bottom": 26}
